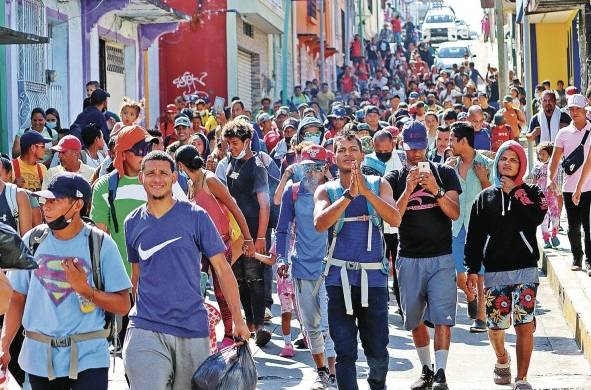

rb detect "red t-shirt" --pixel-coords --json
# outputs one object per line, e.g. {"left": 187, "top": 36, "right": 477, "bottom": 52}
{"left": 391, "top": 18, "right": 402, "bottom": 33}
{"left": 491, "top": 125, "right": 512, "bottom": 152}
{"left": 342, "top": 75, "right": 354, "bottom": 94}
{"left": 351, "top": 40, "right": 362, "bottom": 57}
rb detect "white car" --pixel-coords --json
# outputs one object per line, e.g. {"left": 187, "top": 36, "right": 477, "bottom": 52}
{"left": 456, "top": 20, "right": 470, "bottom": 40}
{"left": 421, "top": 8, "right": 457, "bottom": 43}
{"left": 435, "top": 42, "right": 474, "bottom": 72}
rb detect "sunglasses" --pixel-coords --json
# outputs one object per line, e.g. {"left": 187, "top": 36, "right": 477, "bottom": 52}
{"left": 302, "top": 162, "right": 326, "bottom": 173}
{"left": 129, "top": 142, "right": 153, "bottom": 157}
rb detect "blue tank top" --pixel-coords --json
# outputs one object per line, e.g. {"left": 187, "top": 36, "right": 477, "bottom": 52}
{"left": 0, "top": 187, "right": 17, "bottom": 230}
{"left": 325, "top": 195, "right": 386, "bottom": 288}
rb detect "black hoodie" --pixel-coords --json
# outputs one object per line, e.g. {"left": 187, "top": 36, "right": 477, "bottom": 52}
{"left": 464, "top": 141, "right": 548, "bottom": 274}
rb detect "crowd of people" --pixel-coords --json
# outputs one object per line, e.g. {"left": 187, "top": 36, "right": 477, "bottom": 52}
{"left": 1, "top": 10, "right": 591, "bottom": 390}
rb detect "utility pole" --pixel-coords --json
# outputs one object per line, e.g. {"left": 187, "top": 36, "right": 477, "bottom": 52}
{"left": 523, "top": 12, "right": 534, "bottom": 172}
{"left": 358, "top": 0, "right": 364, "bottom": 56}
{"left": 495, "top": 0, "right": 506, "bottom": 99}
{"left": 282, "top": 0, "right": 291, "bottom": 105}
{"left": 319, "top": 0, "right": 325, "bottom": 84}
{"left": 344, "top": 0, "right": 350, "bottom": 65}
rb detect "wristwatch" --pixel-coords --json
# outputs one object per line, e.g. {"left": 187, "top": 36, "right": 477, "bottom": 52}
{"left": 434, "top": 187, "right": 445, "bottom": 199}
{"left": 343, "top": 189, "right": 354, "bottom": 200}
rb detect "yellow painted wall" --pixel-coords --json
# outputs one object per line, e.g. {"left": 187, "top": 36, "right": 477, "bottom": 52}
{"left": 535, "top": 15, "right": 576, "bottom": 87}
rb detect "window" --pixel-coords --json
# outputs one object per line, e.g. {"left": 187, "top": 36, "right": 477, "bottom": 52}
{"left": 307, "top": 0, "right": 317, "bottom": 19}
{"left": 243, "top": 22, "right": 254, "bottom": 38}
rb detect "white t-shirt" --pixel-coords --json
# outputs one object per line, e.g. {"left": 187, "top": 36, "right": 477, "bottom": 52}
{"left": 554, "top": 122, "right": 591, "bottom": 193}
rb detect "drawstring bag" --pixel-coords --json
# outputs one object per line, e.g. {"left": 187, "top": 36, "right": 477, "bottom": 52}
{"left": 192, "top": 341, "right": 257, "bottom": 390}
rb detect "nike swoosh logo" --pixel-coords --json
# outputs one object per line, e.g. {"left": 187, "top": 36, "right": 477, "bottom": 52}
{"left": 138, "top": 237, "right": 182, "bottom": 261}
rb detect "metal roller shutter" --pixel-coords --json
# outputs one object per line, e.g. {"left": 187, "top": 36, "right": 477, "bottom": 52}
{"left": 237, "top": 50, "right": 252, "bottom": 111}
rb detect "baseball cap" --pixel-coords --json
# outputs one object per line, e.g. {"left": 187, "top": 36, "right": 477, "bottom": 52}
{"left": 275, "top": 107, "right": 289, "bottom": 117}
{"left": 257, "top": 113, "right": 272, "bottom": 123}
{"left": 166, "top": 104, "right": 177, "bottom": 113}
{"left": 195, "top": 98, "right": 206, "bottom": 106}
{"left": 402, "top": 120, "right": 428, "bottom": 150}
{"left": 409, "top": 92, "right": 420, "bottom": 100}
{"left": 365, "top": 105, "right": 380, "bottom": 115}
{"left": 113, "top": 126, "right": 158, "bottom": 175}
{"left": 300, "top": 144, "right": 328, "bottom": 164}
{"left": 298, "top": 116, "right": 322, "bottom": 132}
{"left": 283, "top": 118, "right": 299, "bottom": 131}
{"left": 502, "top": 95, "right": 513, "bottom": 103}
{"left": 34, "top": 172, "right": 92, "bottom": 202}
{"left": 20, "top": 131, "right": 52, "bottom": 151}
{"left": 457, "top": 112, "right": 468, "bottom": 121}
{"left": 565, "top": 86, "right": 578, "bottom": 96}
{"left": 51, "top": 135, "right": 81, "bottom": 153}
{"left": 90, "top": 89, "right": 110, "bottom": 105}
{"left": 328, "top": 106, "right": 347, "bottom": 119}
{"left": 361, "top": 155, "right": 386, "bottom": 176}
{"left": 567, "top": 94, "right": 588, "bottom": 109}
{"left": 174, "top": 116, "right": 192, "bottom": 128}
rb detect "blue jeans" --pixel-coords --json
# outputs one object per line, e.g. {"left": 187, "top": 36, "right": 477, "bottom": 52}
{"left": 327, "top": 286, "right": 389, "bottom": 390}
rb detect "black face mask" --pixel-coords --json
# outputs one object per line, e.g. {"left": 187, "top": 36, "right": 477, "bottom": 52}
{"left": 285, "top": 136, "right": 292, "bottom": 146}
{"left": 47, "top": 201, "right": 77, "bottom": 231}
{"left": 375, "top": 152, "right": 392, "bottom": 162}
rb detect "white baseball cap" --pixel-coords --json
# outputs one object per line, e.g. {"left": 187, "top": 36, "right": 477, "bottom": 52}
{"left": 567, "top": 94, "right": 588, "bottom": 109}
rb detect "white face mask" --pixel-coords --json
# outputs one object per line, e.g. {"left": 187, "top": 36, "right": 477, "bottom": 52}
{"left": 233, "top": 140, "right": 249, "bottom": 160}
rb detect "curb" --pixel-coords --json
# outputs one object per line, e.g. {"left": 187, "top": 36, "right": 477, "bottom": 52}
{"left": 542, "top": 247, "right": 591, "bottom": 364}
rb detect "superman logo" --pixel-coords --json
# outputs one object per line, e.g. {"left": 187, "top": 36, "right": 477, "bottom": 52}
{"left": 34, "top": 255, "right": 90, "bottom": 306}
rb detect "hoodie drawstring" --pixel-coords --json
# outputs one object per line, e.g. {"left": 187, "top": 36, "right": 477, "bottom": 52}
{"left": 500, "top": 190, "right": 512, "bottom": 216}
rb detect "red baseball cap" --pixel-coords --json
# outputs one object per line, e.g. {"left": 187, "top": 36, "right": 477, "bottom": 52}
{"left": 166, "top": 104, "right": 177, "bottom": 113}
{"left": 51, "top": 135, "right": 81, "bottom": 153}
{"left": 566, "top": 86, "right": 578, "bottom": 96}
{"left": 300, "top": 144, "right": 328, "bottom": 164}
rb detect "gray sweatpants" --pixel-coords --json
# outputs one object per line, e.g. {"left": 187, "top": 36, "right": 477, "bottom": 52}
{"left": 294, "top": 278, "right": 336, "bottom": 358}
{"left": 123, "top": 327, "right": 210, "bottom": 390}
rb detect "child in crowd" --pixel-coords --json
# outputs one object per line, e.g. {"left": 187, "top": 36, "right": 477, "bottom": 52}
{"left": 255, "top": 238, "right": 298, "bottom": 358}
{"left": 490, "top": 113, "right": 512, "bottom": 152}
{"left": 532, "top": 142, "right": 560, "bottom": 248}
{"left": 110, "top": 97, "right": 143, "bottom": 137}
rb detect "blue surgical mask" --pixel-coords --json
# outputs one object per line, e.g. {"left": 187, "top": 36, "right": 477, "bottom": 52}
{"left": 46, "top": 122, "right": 57, "bottom": 130}
{"left": 303, "top": 134, "right": 321, "bottom": 145}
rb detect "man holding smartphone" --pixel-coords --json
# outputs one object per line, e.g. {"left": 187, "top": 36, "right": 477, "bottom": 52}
{"left": 385, "top": 121, "right": 461, "bottom": 390}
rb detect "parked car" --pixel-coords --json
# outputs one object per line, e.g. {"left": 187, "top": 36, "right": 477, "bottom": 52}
{"left": 434, "top": 41, "right": 475, "bottom": 72}
{"left": 455, "top": 20, "right": 470, "bottom": 40}
{"left": 469, "top": 30, "right": 479, "bottom": 40}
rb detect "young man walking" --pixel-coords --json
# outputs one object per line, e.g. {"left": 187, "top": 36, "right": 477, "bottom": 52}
{"left": 465, "top": 141, "right": 547, "bottom": 390}
{"left": 314, "top": 131, "right": 400, "bottom": 390}
{"left": 123, "top": 151, "right": 249, "bottom": 389}
{"left": 384, "top": 121, "right": 461, "bottom": 390}
{"left": 1, "top": 173, "right": 131, "bottom": 388}
{"left": 449, "top": 122, "right": 493, "bottom": 333}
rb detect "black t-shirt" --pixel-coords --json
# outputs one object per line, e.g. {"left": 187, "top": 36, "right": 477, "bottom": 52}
{"left": 385, "top": 162, "right": 462, "bottom": 258}
{"left": 529, "top": 111, "right": 571, "bottom": 143}
{"left": 226, "top": 156, "right": 269, "bottom": 236}
{"left": 483, "top": 106, "right": 497, "bottom": 122}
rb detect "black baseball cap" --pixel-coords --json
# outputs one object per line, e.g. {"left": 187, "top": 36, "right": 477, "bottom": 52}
{"left": 34, "top": 172, "right": 92, "bottom": 202}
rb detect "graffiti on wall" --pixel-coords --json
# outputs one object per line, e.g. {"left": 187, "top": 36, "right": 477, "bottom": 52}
{"left": 172, "top": 71, "right": 209, "bottom": 99}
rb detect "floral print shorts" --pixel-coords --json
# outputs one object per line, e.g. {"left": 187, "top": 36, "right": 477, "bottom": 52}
{"left": 485, "top": 283, "right": 538, "bottom": 330}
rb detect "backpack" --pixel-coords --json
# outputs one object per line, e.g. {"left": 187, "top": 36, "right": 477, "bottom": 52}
{"left": 4, "top": 183, "right": 19, "bottom": 232}
{"left": 107, "top": 170, "right": 190, "bottom": 233}
{"left": 12, "top": 159, "right": 44, "bottom": 189}
{"left": 27, "top": 223, "right": 119, "bottom": 347}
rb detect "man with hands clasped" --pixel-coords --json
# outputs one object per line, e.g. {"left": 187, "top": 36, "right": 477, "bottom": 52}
{"left": 384, "top": 120, "right": 461, "bottom": 390}
{"left": 314, "top": 131, "right": 400, "bottom": 390}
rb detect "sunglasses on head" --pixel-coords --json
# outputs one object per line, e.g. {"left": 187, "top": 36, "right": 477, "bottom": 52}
{"left": 129, "top": 142, "right": 153, "bottom": 157}
{"left": 302, "top": 162, "right": 326, "bottom": 173}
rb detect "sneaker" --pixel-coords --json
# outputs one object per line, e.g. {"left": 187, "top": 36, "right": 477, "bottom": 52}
{"left": 470, "top": 319, "right": 487, "bottom": 333}
{"left": 432, "top": 368, "right": 448, "bottom": 390}
{"left": 255, "top": 328, "right": 272, "bottom": 347}
{"left": 571, "top": 258, "right": 582, "bottom": 271}
{"left": 311, "top": 368, "right": 330, "bottom": 390}
{"left": 543, "top": 240, "right": 552, "bottom": 249}
{"left": 551, "top": 236, "right": 560, "bottom": 248}
{"left": 279, "top": 343, "right": 295, "bottom": 358}
{"left": 513, "top": 379, "right": 533, "bottom": 390}
{"left": 294, "top": 337, "right": 308, "bottom": 349}
{"left": 467, "top": 297, "right": 478, "bottom": 319}
{"left": 328, "top": 374, "right": 337, "bottom": 389}
{"left": 410, "top": 364, "right": 434, "bottom": 390}
{"left": 264, "top": 307, "right": 273, "bottom": 322}
{"left": 493, "top": 353, "right": 511, "bottom": 385}
{"left": 219, "top": 336, "right": 235, "bottom": 350}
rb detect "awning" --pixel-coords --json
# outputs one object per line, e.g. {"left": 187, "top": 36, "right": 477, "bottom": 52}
{"left": 0, "top": 26, "right": 49, "bottom": 45}
{"left": 527, "top": 0, "right": 588, "bottom": 15}
{"left": 116, "top": 0, "right": 189, "bottom": 24}
{"left": 527, "top": 9, "right": 578, "bottom": 23}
